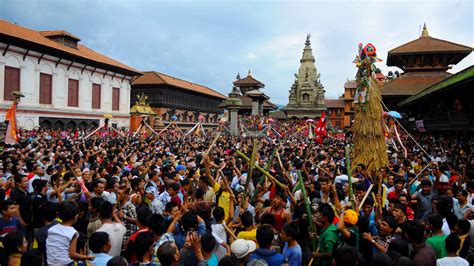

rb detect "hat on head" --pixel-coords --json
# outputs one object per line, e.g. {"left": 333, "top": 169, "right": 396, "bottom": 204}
{"left": 176, "top": 165, "right": 186, "bottom": 172}
{"left": 82, "top": 168, "right": 90, "bottom": 173}
{"left": 231, "top": 239, "right": 257, "bottom": 259}
{"left": 343, "top": 209, "right": 358, "bottom": 225}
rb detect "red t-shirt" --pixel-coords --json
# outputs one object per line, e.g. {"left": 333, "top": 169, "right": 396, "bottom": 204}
{"left": 171, "top": 195, "right": 182, "bottom": 207}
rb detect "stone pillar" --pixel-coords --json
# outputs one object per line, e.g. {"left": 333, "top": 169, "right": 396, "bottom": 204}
{"left": 230, "top": 108, "right": 239, "bottom": 136}
{"left": 258, "top": 100, "right": 264, "bottom": 115}
{"left": 251, "top": 100, "right": 259, "bottom": 116}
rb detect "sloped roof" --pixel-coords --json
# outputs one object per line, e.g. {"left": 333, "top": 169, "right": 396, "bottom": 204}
{"left": 233, "top": 73, "right": 265, "bottom": 88}
{"left": 388, "top": 35, "right": 472, "bottom": 55}
{"left": 240, "top": 95, "right": 277, "bottom": 109}
{"left": 381, "top": 71, "right": 452, "bottom": 96}
{"left": 325, "top": 99, "right": 345, "bottom": 108}
{"left": 398, "top": 66, "right": 474, "bottom": 107}
{"left": 133, "top": 71, "right": 226, "bottom": 99}
{"left": 0, "top": 20, "right": 141, "bottom": 75}
{"left": 40, "top": 30, "right": 81, "bottom": 41}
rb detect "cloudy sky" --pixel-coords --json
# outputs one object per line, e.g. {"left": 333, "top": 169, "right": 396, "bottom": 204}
{"left": 1, "top": 0, "right": 472, "bottom": 105}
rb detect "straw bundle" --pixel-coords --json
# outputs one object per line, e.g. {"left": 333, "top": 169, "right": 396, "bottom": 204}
{"left": 351, "top": 78, "right": 387, "bottom": 173}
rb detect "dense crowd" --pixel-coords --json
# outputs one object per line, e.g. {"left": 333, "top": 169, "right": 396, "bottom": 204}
{"left": 0, "top": 125, "right": 473, "bottom": 266}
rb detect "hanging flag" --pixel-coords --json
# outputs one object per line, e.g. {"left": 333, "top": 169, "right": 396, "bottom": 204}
{"left": 5, "top": 102, "right": 18, "bottom": 145}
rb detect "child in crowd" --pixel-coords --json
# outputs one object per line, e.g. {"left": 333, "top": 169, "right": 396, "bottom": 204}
{"left": 89, "top": 231, "right": 112, "bottom": 266}
{"left": 46, "top": 200, "right": 95, "bottom": 265}
{"left": 281, "top": 223, "right": 303, "bottom": 266}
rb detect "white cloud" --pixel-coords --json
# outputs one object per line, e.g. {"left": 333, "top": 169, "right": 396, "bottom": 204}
{"left": 246, "top": 52, "right": 257, "bottom": 60}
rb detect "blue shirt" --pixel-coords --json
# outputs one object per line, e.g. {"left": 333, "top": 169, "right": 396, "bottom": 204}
{"left": 173, "top": 221, "right": 206, "bottom": 249}
{"left": 282, "top": 242, "right": 302, "bottom": 266}
{"left": 249, "top": 248, "right": 285, "bottom": 265}
{"left": 0, "top": 216, "right": 21, "bottom": 237}
{"left": 91, "top": 252, "right": 112, "bottom": 266}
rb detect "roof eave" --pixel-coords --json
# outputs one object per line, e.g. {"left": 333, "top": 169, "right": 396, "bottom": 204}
{"left": 0, "top": 33, "right": 142, "bottom": 77}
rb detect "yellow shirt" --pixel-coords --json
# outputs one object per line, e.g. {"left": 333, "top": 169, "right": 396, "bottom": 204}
{"left": 237, "top": 228, "right": 257, "bottom": 242}
{"left": 213, "top": 183, "right": 231, "bottom": 221}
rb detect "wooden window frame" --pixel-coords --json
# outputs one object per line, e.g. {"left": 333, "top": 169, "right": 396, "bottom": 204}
{"left": 4, "top": 66, "right": 21, "bottom": 101}
{"left": 112, "top": 87, "right": 120, "bottom": 111}
{"left": 68, "top": 79, "right": 79, "bottom": 107}
{"left": 39, "top": 73, "right": 53, "bottom": 104}
{"left": 92, "top": 83, "right": 101, "bottom": 109}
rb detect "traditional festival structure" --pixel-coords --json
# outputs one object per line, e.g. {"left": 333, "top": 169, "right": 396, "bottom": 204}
{"left": 350, "top": 43, "right": 387, "bottom": 174}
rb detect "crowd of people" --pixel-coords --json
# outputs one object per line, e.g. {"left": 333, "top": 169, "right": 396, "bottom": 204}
{"left": 0, "top": 124, "right": 473, "bottom": 266}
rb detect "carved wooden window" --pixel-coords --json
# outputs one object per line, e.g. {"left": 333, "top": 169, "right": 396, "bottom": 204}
{"left": 39, "top": 73, "right": 52, "bottom": 104}
{"left": 4, "top": 66, "right": 20, "bottom": 101}
{"left": 68, "top": 79, "right": 79, "bottom": 107}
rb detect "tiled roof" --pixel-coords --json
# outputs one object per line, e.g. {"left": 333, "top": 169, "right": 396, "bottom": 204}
{"left": 40, "top": 30, "right": 81, "bottom": 41}
{"left": 381, "top": 71, "right": 451, "bottom": 96}
{"left": 388, "top": 35, "right": 473, "bottom": 55}
{"left": 398, "top": 65, "right": 474, "bottom": 107}
{"left": 0, "top": 20, "right": 141, "bottom": 75}
{"left": 234, "top": 74, "right": 265, "bottom": 88}
{"left": 133, "top": 71, "right": 226, "bottom": 99}
{"left": 325, "top": 99, "right": 345, "bottom": 108}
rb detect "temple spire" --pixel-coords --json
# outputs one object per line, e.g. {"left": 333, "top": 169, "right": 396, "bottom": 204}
{"left": 305, "top": 33, "right": 311, "bottom": 46}
{"left": 236, "top": 73, "right": 241, "bottom": 80}
{"left": 421, "top": 23, "right": 430, "bottom": 38}
{"left": 247, "top": 69, "right": 252, "bottom": 77}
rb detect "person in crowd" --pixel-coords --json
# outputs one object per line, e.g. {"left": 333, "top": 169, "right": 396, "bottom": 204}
{"left": 230, "top": 238, "right": 257, "bottom": 265}
{"left": 2, "top": 230, "right": 28, "bottom": 266}
{"left": 89, "top": 231, "right": 113, "bottom": 266}
{"left": 0, "top": 199, "right": 21, "bottom": 237}
{"left": 248, "top": 224, "right": 284, "bottom": 265}
{"left": 281, "top": 223, "right": 302, "bottom": 266}
{"left": 426, "top": 214, "right": 448, "bottom": 259}
{"left": 436, "top": 234, "right": 469, "bottom": 266}
{"left": 46, "top": 200, "right": 95, "bottom": 265}
{"left": 96, "top": 201, "right": 126, "bottom": 257}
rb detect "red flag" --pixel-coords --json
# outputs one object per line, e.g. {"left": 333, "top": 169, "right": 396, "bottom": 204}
{"left": 314, "top": 112, "right": 327, "bottom": 141}
{"left": 5, "top": 102, "right": 18, "bottom": 144}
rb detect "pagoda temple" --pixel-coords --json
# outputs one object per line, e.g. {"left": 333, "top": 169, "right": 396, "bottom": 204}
{"left": 219, "top": 71, "right": 277, "bottom": 116}
{"left": 382, "top": 24, "right": 472, "bottom": 110}
{"left": 281, "top": 34, "right": 327, "bottom": 119}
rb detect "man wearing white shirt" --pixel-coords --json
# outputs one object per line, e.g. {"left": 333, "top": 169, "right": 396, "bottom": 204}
{"left": 96, "top": 201, "right": 126, "bottom": 257}
{"left": 436, "top": 234, "right": 469, "bottom": 266}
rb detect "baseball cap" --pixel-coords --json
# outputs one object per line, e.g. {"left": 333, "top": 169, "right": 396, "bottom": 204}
{"left": 231, "top": 239, "right": 257, "bottom": 259}
{"left": 343, "top": 209, "right": 358, "bottom": 225}
{"left": 176, "top": 165, "right": 186, "bottom": 172}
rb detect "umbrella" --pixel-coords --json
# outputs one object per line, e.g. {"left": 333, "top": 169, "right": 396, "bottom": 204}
{"left": 387, "top": 111, "right": 402, "bottom": 119}
{"left": 171, "top": 115, "right": 178, "bottom": 121}
{"left": 306, "top": 119, "right": 314, "bottom": 123}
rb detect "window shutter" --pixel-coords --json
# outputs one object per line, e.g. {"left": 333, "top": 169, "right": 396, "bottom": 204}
{"left": 68, "top": 79, "right": 79, "bottom": 107}
{"left": 92, "top": 84, "right": 101, "bottom": 109}
{"left": 39, "top": 73, "right": 53, "bottom": 104}
{"left": 112, "top": 87, "right": 120, "bottom": 111}
{"left": 4, "top": 66, "right": 20, "bottom": 101}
